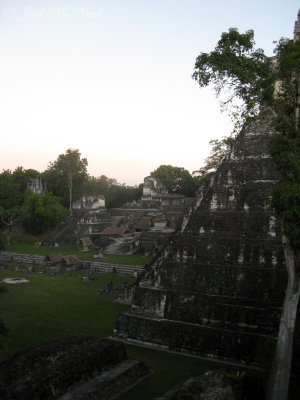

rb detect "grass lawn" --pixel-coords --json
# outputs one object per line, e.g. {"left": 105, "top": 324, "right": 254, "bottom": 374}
{"left": 118, "top": 345, "right": 235, "bottom": 400}
{"left": 4, "top": 236, "right": 152, "bottom": 265}
{"left": 0, "top": 265, "right": 265, "bottom": 400}
{"left": 0, "top": 266, "right": 134, "bottom": 361}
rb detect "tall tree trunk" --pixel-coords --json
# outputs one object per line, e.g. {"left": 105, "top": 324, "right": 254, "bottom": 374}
{"left": 6, "top": 224, "right": 12, "bottom": 246}
{"left": 69, "top": 179, "right": 72, "bottom": 212}
{"left": 1, "top": 218, "right": 13, "bottom": 246}
{"left": 266, "top": 238, "right": 300, "bottom": 400}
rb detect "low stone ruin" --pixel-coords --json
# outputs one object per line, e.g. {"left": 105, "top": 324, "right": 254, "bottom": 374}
{"left": 43, "top": 176, "right": 194, "bottom": 255}
{"left": 156, "top": 369, "right": 264, "bottom": 400}
{"left": 0, "top": 337, "right": 149, "bottom": 399}
{"left": 72, "top": 195, "right": 105, "bottom": 210}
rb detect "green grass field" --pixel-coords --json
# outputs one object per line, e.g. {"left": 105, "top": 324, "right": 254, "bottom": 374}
{"left": 0, "top": 263, "right": 266, "bottom": 400}
{"left": 0, "top": 265, "right": 238, "bottom": 400}
{"left": 0, "top": 266, "right": 134, "bottom": 360}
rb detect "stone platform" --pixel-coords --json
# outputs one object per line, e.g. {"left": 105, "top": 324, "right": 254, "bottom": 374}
{"left": 0, "top": 337, "right": 149, "bottom": 399}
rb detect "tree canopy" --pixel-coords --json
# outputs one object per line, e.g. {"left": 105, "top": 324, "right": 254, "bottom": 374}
{"left": 193, "top": 28, "right": 275, "bottom": 132}
{"left": 0, "top": 168, "right": 40, "bottom": 212}
{"left": 150, "top": 165, "right": 197, "bottom": 197}
{"left": 22, "top": 191, "right": 69, "bottom": 234}
{"left": 193, "top": 136, "right": 234, "bottom": 183}
{"left": 81, "top": 175, "right": 143, "bottom": 208}
{"left": 0, "top": 156, "right": 144, "bottom": 236}
{"left": 45, "top": 149, "right": 88, "bottom": 210}
{"left": 0, "top": 168, "right": 41, "bottom": 243}
{"left": 268, "top": 38, "right": 300, "bottom": 250}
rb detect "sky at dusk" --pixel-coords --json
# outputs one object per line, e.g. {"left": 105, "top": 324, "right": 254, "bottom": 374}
{"left": 0, "top": 1, "right": 299, "bottom": 185}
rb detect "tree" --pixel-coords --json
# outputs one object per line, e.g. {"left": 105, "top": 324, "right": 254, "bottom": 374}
{"left": 265, "top": 37, "right": 300, "bottom": 400}
{"left": 0, "top": 167, "right": 41, "bottom": 211}
{"left": 0, "top": 170, "right": 21, "bottom": 245}
{"left": 0, "top": 170, "right": 23, "bottom": 211}
{"left": 0, "top": 168, "right": 38, "bottom": 244}
{"left": 0, "top": 206, "right": 20, "bottom": 245}
{"left": 22, "top": 191, "right": 69, "bottom": 234}
{"left": 105, "top": 183, "right": 143, "bottom": 208}
{"left": 81, "top": 175, "right": 143, "bottom": 208}
{"left": 193, "top": 28, "right": 274, "bottom": 133}
{"left": 193, "top": 136, "right": 234, "bottom": 183}
{"left": 45, "top": 149, "right": 88, "bottom": 211}
{"left": 193, "top": 24, "right": 300, "bottom": 400}
{"left": 151, "top": 165, "right": 198, "bottom": 197}
{"left": 12, "top": 167, "right": 41, "bottom": 193}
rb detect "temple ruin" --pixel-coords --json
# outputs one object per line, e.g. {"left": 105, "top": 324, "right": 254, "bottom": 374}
{"left": 72, "top": 195, "right": 105, "bottom": 210}
{"left": 141, "top": 176, "right": 187, "bottom": 208}
{"left": 27, "top": 178, "right": 47, "bottom": 194}
{"left": 114, "top": 111, "right": 287, "bottom": 366}
{"left": 46, "top": 176, "right": 193, "bottom": 255}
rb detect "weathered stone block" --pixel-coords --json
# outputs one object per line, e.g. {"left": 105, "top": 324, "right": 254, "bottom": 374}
{"left": 0, "top": 337, "right": 145, "bottom": 399}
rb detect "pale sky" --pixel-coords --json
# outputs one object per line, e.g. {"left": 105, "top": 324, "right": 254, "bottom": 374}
{"left": 0, "top": 1, "right": 299, "bottom": 185}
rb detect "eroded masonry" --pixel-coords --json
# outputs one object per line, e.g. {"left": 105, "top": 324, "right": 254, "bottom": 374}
{"left": 114, "top": 112, "right": 287, "bottom": 365}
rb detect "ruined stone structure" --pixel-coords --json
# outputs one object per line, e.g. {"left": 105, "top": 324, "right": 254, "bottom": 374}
{"left": 0, "top": 337, "right": 149, "bottom": 399}
{"left": 62, "top": 195, "right": 108, "bottom": 245}
{"left": 45, "top": 175, "right": 193, "bottom": 254}
{"left": 27, "top": 177, "right": 47, "bottom": 194}
{"left": 114, "top": 112, "right": 287, "bottom": 366}
{"left": 72, "top": 195, "right": 105, "bottom": 210}
{"left": 142, "top": 176, "right": 168, "bottom": 198}
{"left": 141, "top": 176, "right": 188, "bottom": 208}
{"left": 108, "top": 177, "right": 194, "bottom": 254}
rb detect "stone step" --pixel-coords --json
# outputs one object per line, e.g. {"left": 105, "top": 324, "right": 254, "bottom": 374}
{"left": 57, "top": 359, "right": 149, "bottom": 400}
{"left": 90, "top": 262, "right": 144, "bottom": 277}
{"left": 0, "top": 337, "right": 150, "bottom": 400}
{"left": 0, "top": 252, "right": 45, "bottom": 264}
{"left": 91, "top": 261, "right": 143, "bottom": 270}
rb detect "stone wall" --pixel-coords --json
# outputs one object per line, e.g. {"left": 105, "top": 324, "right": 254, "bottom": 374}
{"left": 72, "top": 195, "right": 106, "bottom": 210}
{"left": 114, "top": 112, "right": 287, "bottom": 366}
{"left": 0, "top": 337, "right": 125, "bottom": 399}
{"left": 0, "top": 337, "right": 149, "bottom": 399}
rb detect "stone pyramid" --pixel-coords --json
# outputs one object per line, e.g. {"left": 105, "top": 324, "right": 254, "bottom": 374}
{"left": 114, "top": 112, "right": 287, "bottom": 365}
